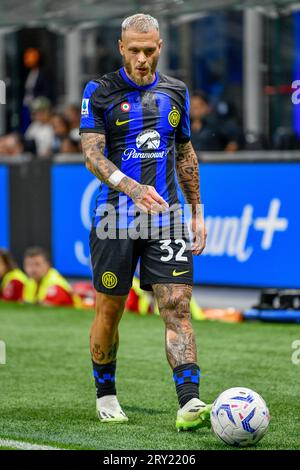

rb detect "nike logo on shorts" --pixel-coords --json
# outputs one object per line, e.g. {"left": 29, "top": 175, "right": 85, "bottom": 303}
{"left": 172, "top": 269, "right": 190, "bottom": 277}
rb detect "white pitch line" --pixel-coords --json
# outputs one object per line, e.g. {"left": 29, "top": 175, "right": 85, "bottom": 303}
{"left": 0, "top": 438, "right": 65, "bottom": 450}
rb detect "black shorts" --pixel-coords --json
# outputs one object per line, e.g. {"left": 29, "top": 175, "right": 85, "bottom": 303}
{"left": 89, "top": 224, "right": 193, "bottom": 296}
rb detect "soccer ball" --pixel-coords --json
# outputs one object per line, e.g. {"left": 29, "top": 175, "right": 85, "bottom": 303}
{"left": 210, "top": 387, "right": 270, "bottom": 447}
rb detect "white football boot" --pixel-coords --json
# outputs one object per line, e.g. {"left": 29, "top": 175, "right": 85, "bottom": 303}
{"left": 176, "top": 398, "right": 212, "bottom": 431}
{"left": 96, "top": 395, "right": 128, "bottom": 423}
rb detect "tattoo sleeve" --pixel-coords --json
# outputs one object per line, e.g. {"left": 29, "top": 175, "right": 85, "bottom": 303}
{"left": 176, "top": 141, "right": 202, "bottom": 216}
{"left": 81, "top": 132, "right": 140, "bottom": 197}
{"left": 152, "top": 283, "right": 197, "bottom": 369}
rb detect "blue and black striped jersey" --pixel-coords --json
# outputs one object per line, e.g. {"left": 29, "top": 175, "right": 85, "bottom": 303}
{"left": 80, "top": 67, "right": 190, "bottom": 222}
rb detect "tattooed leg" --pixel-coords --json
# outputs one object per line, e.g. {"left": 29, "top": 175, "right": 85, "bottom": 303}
{"left": 152, "top": 283, "right": 197, "bottom": 369}
{"left": 90, "top": 292, "right": 126, "bottom": 364}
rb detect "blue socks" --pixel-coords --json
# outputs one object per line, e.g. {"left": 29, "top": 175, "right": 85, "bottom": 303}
{"left": 92, "top": 360, "right": 117, "bottom": 398}
{"left": 173, "top": 363, "right": 200, "bottom": 407}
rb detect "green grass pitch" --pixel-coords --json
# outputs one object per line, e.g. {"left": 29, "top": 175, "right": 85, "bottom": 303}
{"left": 0, "top": 301, "right": 300, "bottom": 450}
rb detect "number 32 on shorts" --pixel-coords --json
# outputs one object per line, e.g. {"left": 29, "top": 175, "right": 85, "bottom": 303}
{"left": 159, "top": 239, "right": 188, "bottom": 262}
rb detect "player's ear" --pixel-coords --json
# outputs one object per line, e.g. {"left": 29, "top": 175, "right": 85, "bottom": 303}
{"left": 158, "top": 39, "right": 163, "bottom": 53}
{"left": 118, "top": 39, "right": 124, "bottom": 56}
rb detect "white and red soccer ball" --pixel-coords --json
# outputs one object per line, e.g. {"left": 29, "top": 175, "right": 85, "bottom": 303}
{"left": 210, "top": 387, "right": 270, "bottom": 447}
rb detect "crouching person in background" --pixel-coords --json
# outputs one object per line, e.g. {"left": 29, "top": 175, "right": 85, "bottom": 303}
{"left": 23, "top": 247, "right": 80, "bottom": 307}
{"left": 0, "top": 249, "right": 28, "bottom": 301}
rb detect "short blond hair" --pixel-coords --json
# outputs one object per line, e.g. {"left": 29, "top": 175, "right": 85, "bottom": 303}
{"left": 121, "top": 14, "right": 159, "bottom": 34}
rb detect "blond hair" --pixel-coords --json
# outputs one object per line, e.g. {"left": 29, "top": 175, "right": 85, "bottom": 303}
{"left": 121, "top": 14, "right": 159, "bottom": 34}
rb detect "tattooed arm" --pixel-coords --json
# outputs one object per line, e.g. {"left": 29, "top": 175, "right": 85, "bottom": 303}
{"left": 81, "top": 133, "right": 139, "bottom": 197}
{"left": 81, "top": 132, "right": 168, "bottom": 214}
{"left": 176, "top": 140, "right": 206, "bottom": 255}
{"left": 176, "top": 140, "right": 201, "bottom": 214}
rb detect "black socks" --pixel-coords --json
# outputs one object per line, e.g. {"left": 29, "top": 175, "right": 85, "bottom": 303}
{"left": 92, "top": 360, "right": 116, "bottom": 399}
{"left": 173, "top": 363, "right": 200, "bottom": 407}
{"left": 92, "top": 360, "right": 200, "bottom": 405}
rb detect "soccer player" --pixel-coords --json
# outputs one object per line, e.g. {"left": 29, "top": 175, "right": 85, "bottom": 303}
{"left": 80, "top": 13, "right": 211, "bottom": 430}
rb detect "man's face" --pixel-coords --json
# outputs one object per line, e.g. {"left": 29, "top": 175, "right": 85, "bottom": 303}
{"left": 24, "top": 255, "right": 50, "bottom": 282}
{"left": 190, "top": 97, "right": 210, "bottom": 120}
{"left": 51, "top": 116, "right": 68, "bottom": 137}
{"left": 119, "top": 28, "right": 162, "bottom": 86}
{"left": 33, "top": 110, "right": 51, "bottom": 124}
{"left": 4, "top": 135, "right": 23, "bottom": 156}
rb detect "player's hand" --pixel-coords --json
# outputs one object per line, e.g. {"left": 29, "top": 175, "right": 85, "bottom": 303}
{"left": 190, "top": 214, "right": 207, "bottom": 255}
{"left": 129, "top": 184, "right": 169, "bottom": 214}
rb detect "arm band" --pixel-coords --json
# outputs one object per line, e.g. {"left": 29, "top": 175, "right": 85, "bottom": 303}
{"left": 108, "top": 170, "right": 126, "bottom": 187}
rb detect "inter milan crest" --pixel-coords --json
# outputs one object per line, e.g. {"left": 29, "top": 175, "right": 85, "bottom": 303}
{"left": 168, "top": 106, "right": 181, "bottom": 127}
{"left": 102, "top": 271, "right": 118, "bottom": 289}
{"left": 120, "top": 102, "right": 131, "bottom": 112}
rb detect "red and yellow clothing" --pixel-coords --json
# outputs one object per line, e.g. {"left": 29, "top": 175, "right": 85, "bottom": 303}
{"left": 125, "top": 277, "right": 156, "bottom": 315}
{"left": 24, "top": 267, "right": 78, "bottom": 307}
{"left": 0, "top": 268, "right": 28, "bottom": 301}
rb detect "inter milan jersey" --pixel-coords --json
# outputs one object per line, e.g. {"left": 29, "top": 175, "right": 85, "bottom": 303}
{"left": 79, "top": 67, "right": 191, "bottom": 228}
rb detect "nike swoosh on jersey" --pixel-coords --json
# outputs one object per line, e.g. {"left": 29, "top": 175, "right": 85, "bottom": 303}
{"left": 172, "top": 269, "right": 190, "bottom": 277}
{"left": 115, "top": 118, "right": 137, "bottom": 126}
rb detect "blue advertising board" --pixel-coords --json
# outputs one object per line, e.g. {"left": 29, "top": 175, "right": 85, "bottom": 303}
{"left": 52, "top": 162, "right": 300, "bottom": 288}
{"left": 0, "top": 165, "right": 9, "bottom": 248}
{"left": 193, "top": 162, "right": 300, "bottom": 288}
{"left": 52, "top": 164, "right": 99, "bottom": 277}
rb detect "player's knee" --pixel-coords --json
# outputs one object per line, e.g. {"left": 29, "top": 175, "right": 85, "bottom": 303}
{"left": 95, "top": 294, "right": 126, "bottom": 329}
{"left": 159, "top": 290, "right": 192, "bottom": 323}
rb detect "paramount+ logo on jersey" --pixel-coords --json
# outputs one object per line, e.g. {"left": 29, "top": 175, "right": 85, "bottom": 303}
{"left": 122, "top": 129, "right": 168, "bottom": 161}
